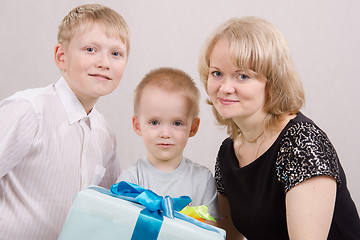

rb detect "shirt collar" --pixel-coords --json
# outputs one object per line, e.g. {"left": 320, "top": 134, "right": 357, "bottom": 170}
{"left": 54, "top": 77, "right": 95, "bottom": 126}
{"left": 144, "top": 156, "right": 186, "bottom": 174}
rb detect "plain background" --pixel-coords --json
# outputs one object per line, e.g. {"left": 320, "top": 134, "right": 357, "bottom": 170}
{"left": 1, "top": 0, "right": 359, "bottom": 210}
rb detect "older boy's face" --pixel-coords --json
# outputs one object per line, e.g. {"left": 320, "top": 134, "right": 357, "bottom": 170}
{"left": 56, "top": 23, "right": 127, "bottom": 111}
{"left": 133, "top": 87, "right": 199, "bottom": 170}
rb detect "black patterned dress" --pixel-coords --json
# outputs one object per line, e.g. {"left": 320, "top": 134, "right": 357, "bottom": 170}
{"left": 215, "top": 112, "right": 360, "bottom": 240}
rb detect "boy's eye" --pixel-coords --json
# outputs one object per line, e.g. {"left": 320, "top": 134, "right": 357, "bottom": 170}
{"left": 210, "top": 71, "right": 222, "bottom": 78}
{"left": 85, "top": 47, "right": 95, "bottom": 53}
{"left": 112, "top": 51, "right": 123, "bottom": 57}
{"left": 149, "top": 120, "right": 159, "bottom": 126}
{"left": 173, "top": 121, "right": 183, "bottom": 127}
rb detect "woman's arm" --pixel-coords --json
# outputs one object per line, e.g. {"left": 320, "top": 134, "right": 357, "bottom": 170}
{"left": 217, "top": 194, "right": 244, "bottom": 240}
{"left": 286, "top": 175, "right": 336, "bottom": 240}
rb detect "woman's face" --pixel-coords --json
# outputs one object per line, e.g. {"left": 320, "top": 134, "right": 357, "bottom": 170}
{"left": 207, "top": 39, "right": 267, "bottom": 122}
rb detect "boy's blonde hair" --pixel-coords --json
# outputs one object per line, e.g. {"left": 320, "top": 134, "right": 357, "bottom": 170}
{"left": 57, "top": 4, "right": 130, "bottom": 55}
{"left": 134, "top": 67, "right": 200, "bottom": 118}
{"left": 198, "top": 16, "right": 305, "bottom": 139}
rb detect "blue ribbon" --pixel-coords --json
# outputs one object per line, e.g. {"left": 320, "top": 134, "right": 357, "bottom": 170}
{"left": 110, "top": 181, "right": 192, "bottom": 240}
{"left": 89, "top": 181, "right": 226, "bottom": 239}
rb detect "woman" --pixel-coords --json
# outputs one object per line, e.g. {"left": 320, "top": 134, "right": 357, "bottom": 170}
{"left": 198, "top": 16, "right": 360, "bottom": 240}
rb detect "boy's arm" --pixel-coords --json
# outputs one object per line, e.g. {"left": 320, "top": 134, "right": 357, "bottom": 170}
{"left": 98, "top": 146, "right": 120, "bottom": 189}
{"left": 0, "top": 99, "right": 38, "bottom": 178}
{"left": 202, "top": 170, "right": 221, "bottom": 220}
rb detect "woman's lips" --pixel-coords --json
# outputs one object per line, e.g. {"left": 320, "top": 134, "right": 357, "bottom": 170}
{"left": 218, "top": 98, "right": 239, "bottom": 105}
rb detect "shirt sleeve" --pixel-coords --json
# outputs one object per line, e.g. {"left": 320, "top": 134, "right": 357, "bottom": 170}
{"left": 276, "top": 122, "right": 341, "bottom": 193}
{"left": 98, "top": 142, "right": 121, "bottom": 189}
{"left": 0, "top": 98, "right": 39, "bottom": 178}
{"left": 202, "top": 168, "right": 222, "bottom": 219}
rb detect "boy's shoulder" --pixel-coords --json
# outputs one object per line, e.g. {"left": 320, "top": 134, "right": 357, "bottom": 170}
{"left": 3, "top": 85, "right": 55, "bottom": 107}
{"left": 183, "top": 158, "right": 213, "bottom": 175}
{"left": 121, "top": 158, "right": 214, "bottom": 180}
{"left": 1, "top": 84, "right": 55, "bottom": 109}
{"left": 10, "top": 84, "right": 54, "bottom": 100}
{"left": 120, "top": 158, "right": 148, "bottom": 175}
{"left": 117, "top": 158, "right": 148, "bottom": 184}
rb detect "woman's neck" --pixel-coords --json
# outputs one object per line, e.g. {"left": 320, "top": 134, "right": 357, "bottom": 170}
{"left": 233, "top": 112, "right": 267, "bottom": 143}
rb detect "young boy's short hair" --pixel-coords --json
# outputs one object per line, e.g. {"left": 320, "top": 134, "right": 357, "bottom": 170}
{"left": 134, "top": 67, "right": 200, "bottom": 118}
{"left": 57, "top": 4, "right": 130, "bottom": 55}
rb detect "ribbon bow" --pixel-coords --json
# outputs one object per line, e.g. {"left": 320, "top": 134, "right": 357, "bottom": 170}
{"left": 110, "top": 181, "right": 191, "bottom": 240}
{"left": 106, "top": 181, "right": 225, "bottom": 239}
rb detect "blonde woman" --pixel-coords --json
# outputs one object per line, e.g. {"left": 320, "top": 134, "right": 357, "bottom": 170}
{"left": 199, "top": 16, "right": 360, "bottom": 240}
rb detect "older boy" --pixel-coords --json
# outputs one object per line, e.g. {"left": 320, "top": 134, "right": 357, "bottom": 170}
{"left": 0, "top": 4, "right": 129, "bottom": 239}
{"left": 117, "top": 67, "right": 221, "bottom": 222}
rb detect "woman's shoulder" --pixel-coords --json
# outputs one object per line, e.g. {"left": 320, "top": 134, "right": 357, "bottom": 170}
{"left": 281, "top": 112, "right": 329, "bottom": 143}
{"left": 277, "top": 112, "right": 324, "bottom": 141}
{"left": 276, "top": 112, "right": 341, "bottom": 192}
{"left": 219, "top": 137, "right": 234, "bottom": 150}
{"left": 217, "top": 137, "right": 236, "bottom": 159}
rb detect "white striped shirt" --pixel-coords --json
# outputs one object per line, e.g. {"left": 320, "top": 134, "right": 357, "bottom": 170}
{"left": 0, "top": 77, "right": 120, "bottom": 239}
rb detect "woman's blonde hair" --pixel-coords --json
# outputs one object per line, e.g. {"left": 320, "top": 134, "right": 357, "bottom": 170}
{"left": 198, "top": 16, "right": 305, "bottom": 139}
{"left": 57, "top": 4, "right": 130, "bottom": 56}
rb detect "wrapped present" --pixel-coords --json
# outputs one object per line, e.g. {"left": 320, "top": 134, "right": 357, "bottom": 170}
{"left": 58, "top": 181, "right": 226, "bottom": 240}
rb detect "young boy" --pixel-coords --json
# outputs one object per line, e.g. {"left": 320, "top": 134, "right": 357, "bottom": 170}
{"left": 117, "top": 67, "right": 221, "bottom": 222}
{"left": 0, "top": 4, "right": 129, "bottom": 239}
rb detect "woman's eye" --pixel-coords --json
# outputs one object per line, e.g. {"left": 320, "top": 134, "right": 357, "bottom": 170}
{"left": 211, "top": 71, "right": 222, "bottom": 78}
{"left": 236, "top": 74, "right": 249, "bottom": 80}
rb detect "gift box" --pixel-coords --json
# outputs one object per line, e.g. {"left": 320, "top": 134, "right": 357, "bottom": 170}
{"left": 58, "top": 182, "right": 226, "bottom": 240}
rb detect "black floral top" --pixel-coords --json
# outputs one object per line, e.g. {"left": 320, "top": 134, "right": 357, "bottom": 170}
{"left": 215, "top": 112, "right": 360, "bottom": 240}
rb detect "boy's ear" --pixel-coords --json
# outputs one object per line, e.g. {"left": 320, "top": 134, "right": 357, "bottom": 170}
{"left": 54, "top": 43, "right": 66, "bottom": 70}
{"left": 132, "top": 115, "right": 142, "bottom": 136}
{"left": 189, "top": 117, "right": 200, "bottom": 137}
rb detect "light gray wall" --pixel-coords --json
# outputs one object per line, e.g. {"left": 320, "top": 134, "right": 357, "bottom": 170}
{"left": 1, "top": 0, "right": 359, "bottom": 208}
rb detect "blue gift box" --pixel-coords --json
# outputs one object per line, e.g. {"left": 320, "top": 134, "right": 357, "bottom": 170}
{"left": 58, "top": 183, "right": 226, "bottom": 240}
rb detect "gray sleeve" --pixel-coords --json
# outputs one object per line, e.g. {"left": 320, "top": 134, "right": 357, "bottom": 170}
{"left": 202, "top": 170, "right": 222, "bottom": 220}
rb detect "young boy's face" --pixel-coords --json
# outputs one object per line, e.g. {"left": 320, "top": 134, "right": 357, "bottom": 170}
{"left": 133, "top": 87, "right": 199, "bottom": 170}
{"left": 55, "top": 22, "right": 127, "bottom": 111}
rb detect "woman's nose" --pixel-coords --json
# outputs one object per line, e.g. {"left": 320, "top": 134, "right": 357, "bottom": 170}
{"left": 219, "top": 78, "right": 235, "bottom": 94}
